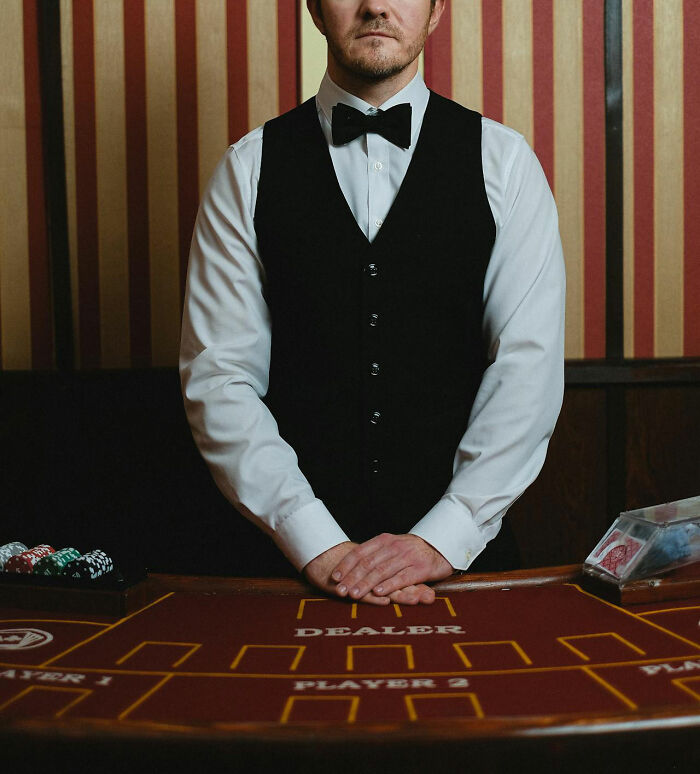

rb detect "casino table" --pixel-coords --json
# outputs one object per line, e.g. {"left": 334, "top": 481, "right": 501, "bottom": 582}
{"left": 1, "top": 566, "right": 699, "bottom": 773}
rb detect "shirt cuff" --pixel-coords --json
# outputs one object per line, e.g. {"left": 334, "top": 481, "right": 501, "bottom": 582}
{"left": 409, "top": 498, "right": 488, "bottom": 571}
{"left": 272, "top": 499, "right": 350, "bottom": 572}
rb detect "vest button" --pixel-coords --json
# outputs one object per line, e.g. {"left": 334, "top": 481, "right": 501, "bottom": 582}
{"left": 366, "top": 263, "right": 378, "bottom": 277}
{"left": 370, "top": 362, "right": 380, "bottom": 376}
{"left": 369, "top": 313, "right": 379, "bottom": 327}
{"left": 371, "top": 459, "right": 380, "bottom": 473}
{"left": 370, "top": 411, "right": 381, "bottom": 425}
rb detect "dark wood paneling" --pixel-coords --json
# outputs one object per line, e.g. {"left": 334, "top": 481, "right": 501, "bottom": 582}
{"left": 625, "top": 385, "right": 700, "bottom": 508}
{"left": 2, "top": 372, "right": 698, "bottom": 576}
{"left": 509, "top": 388, "right": 608, "bottom": 568}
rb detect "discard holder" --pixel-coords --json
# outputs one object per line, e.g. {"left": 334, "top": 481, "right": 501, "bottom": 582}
{"left": 583, "top": 495, "right": 700, "bottom": 590}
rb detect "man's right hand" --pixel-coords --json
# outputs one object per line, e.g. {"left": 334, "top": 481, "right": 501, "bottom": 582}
{"left": 303, "top": 543, "right": 435, "bottom": 606}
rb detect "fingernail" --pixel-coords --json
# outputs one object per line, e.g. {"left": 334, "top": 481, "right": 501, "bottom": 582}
{"left": 375, "top": 586, "right": 383, "bottom": 594}
{"left": 338, "top": 585, "right": 347, "bottom": 594}
{"left": 332, "top": 571, "right": 341, "bottom": 581}
{"left": 351, "top": 587, "right": 360, "bottom": 598}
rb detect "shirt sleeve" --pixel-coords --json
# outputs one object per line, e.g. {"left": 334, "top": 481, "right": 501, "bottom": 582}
{"left": 179, "top": 139, "right": 350, "bottom": 571}
{"left": 409, "top": 127, "right": 566, "bottom": 570}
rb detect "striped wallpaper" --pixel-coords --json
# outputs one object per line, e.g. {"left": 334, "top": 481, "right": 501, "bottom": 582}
{"left": 623, "top": 0, "right": 700, "bottom": 357}
{"left": 0, "top": 0, "right": 698, "bottom": 370}
{"left": 424, "top": 0, "right": 607, "bottom": 359}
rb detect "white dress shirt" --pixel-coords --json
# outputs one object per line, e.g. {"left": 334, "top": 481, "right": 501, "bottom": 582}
{"left": 180, "top": 72, "right": 566, "bottom": 573}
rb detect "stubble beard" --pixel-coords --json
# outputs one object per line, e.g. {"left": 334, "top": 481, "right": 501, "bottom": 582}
{"left": 328, "top": 19, "right": 430, "bottom": 82}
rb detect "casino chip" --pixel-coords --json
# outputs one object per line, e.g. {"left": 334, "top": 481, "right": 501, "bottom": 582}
{"left": 33, "top": 547, "right": 82, "bottom": 576}
{"left": 0, "top": 542, "right": 28, "bottom": 571}
{"left": 63, "top": 549, "right": 114, "bottom": 580}
{"left": 4, "top": 545, "right": 55, "bottom": 573}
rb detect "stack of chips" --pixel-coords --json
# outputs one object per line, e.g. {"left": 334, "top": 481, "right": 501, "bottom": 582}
{"left": 34, "top": 547, "right": 82, "bottom": 576}
{"left": 63, "top": 549, "right": 114, "bottom": 580}
{"left": 0, "top": 542, "right": 28, "bottom": 571}
{"left": 4, "top": 545, "right": 55, "bottom": 573}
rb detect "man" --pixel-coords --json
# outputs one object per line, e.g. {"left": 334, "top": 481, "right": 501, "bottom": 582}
{"left": 180, "top": 0, "right": 565, "bottom": 606}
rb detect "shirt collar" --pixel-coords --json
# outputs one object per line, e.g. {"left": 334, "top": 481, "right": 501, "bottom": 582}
{"left": 316, "top": 70, "right": 430, "bottom": 147}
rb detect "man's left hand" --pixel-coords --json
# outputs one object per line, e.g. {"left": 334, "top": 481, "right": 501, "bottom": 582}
{"left": 331, "top": 534, "right": 453, "bottom": 603}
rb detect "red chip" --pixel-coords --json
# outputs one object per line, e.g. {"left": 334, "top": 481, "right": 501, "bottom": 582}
{"left": 4, "top": 544, "right": 55, "bottom": 574}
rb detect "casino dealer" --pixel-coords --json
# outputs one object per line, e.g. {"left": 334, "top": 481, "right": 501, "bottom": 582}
{"left": 180, "top": 0, "right": 565, "bottom": 606}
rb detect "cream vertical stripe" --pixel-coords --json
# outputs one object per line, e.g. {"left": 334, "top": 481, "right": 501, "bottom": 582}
{"left": 451, "top": 0, "right": 482, "bottom": 112}
{"left": 622, "top": 0, "right": 635, "bottom": 356}
{"left": 60, "top": 0, "right": 80, "bottom": 364}
{"left": 301, "top": 2, "right": 326, "bottom": 102}
{"left": 94, "top": 0, "right": 130, "bottom": 367}
{"left": 145, "top": 0, "right": 180, "bottom": 366}
{"left": 502, "top": 0, "right": 534, "bottom": 146}
{"left": 653, "top": 0, "right": 684, "bottom": 356}
{"left": 0, "top": 0, "right": 31, "bottom": 368}
{"left": 248, "top": 0, "right": 279, "bottom": 128}
{"left": 196, "top": 0, "right": 228, "bottom": 192}
{"left": 554, "top": 0, "right": 584, "bottom": 358}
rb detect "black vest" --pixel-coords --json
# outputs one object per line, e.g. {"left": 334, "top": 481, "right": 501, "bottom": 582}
{"left": 255, "top": 93, "right": 496, "bottom": 542}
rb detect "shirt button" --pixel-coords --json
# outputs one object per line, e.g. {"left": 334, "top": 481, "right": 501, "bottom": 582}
{"left": 370, "top": 362, "right": 380, "bottom": 376}
{"left": 466, "top": 551, "right": 472, "bottom": 561}
{"left": 367, "top": 263, "right": 378, "bottom": 277}
{"left": 369, "top": 313, "right": 379, "bottom": 327}
{"left": 374, "top": 161, "right": 383, "bottom": 171}
{"left": 371, "top": 459, "right": 380, "bottom": 473}
{"left": 375, "top": 218, "right": 383, "bottom": 228}
{"left": 370, "top": 411, "right": 381, "bottom": 425}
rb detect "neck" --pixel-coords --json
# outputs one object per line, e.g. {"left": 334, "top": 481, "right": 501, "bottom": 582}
{"left": 327, "top": 58, "right": 419, "bottom": 107}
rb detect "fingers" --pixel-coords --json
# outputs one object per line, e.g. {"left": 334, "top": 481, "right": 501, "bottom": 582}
{"left": 331, "top": 534, "right": 394, "bottom": 584}
{"left": 388, "top": 584, "right": 436, "bottom": 605}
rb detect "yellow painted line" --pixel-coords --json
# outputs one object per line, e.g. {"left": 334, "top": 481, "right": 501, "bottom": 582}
{"left": 453, "top": 640, "right": 533, "bottom": 669}
{"left": 0, "top": 619, "right": 108, "bottom": 627}
{"left": 570, "top": 584, "right": 700, "bottom": 651}
{"left": 115, "top": 641, "right": 202, "bottom": 668}
{"left": 118, "top": 674, "right": 174, "bottom": 720}
{"left": 405, "top": 692, "right": 484, "bottom": 721}
{"left": 39, "top": 592, "right": 174, "bottom": 668}
{"left": 638, "top": 605, "right": 700, "bottom": 617}
{"left": 346, "top": 644, "right": 414, "bottom": 672}
{"left": 0, "top": 685, "right": 92, "bottom": 716}
{"left": 280, "top": 694, "right": 359, "bottom": 724}
{"left": 435, "top": 596, "right": 457, "bottom": 617}
{"left": 295, "top": 598, "right": 326, "bottom": 620}
{"left": 230, "top": 644, "right": 306, "bottom": 672}
{"left": 583, "top": 666, "right": 638, "bottom": 710}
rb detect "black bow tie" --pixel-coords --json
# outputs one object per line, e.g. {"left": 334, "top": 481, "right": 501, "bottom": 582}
{"left": 331, "top": 102, "right": 412, "bottom": 149}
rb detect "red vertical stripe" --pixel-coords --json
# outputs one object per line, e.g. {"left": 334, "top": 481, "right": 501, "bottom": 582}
{"left": 632, "top": 0, "right": 655, "bottom": 357}
{"left": 227, "top": 0, "right": 248, "bottom": 141}
{"left": 124, "top": 0, "right": 151, "bottom": 367}
{"left": 423, "top": 0, "right": 451, "bottom": 98}
{"left": 532, "top": 0, "right": 554, "bottom": 189}
{"left": 277, "top": 0, "right": 299, "bottom": 113}
{"left": 175, "top": 0, "right": 199, "bottom": 304}
{"left": 482, "top": 0, "right": 503, "bottom": 122}
{"left": 23, "top": 0, "right": 53, "bottom": 370}
{"left": 73, "top": 0, "right": 101, "bottom": 367}
{"left": 583, "top": 0, "right": 606, "bottom": 358}
{"left": 684, "top": 0, "right": 700, "bottom": 356}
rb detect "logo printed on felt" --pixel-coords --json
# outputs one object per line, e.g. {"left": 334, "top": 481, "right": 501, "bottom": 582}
{"left": 0, "top": 628, "right": 54, "bottom": 650}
